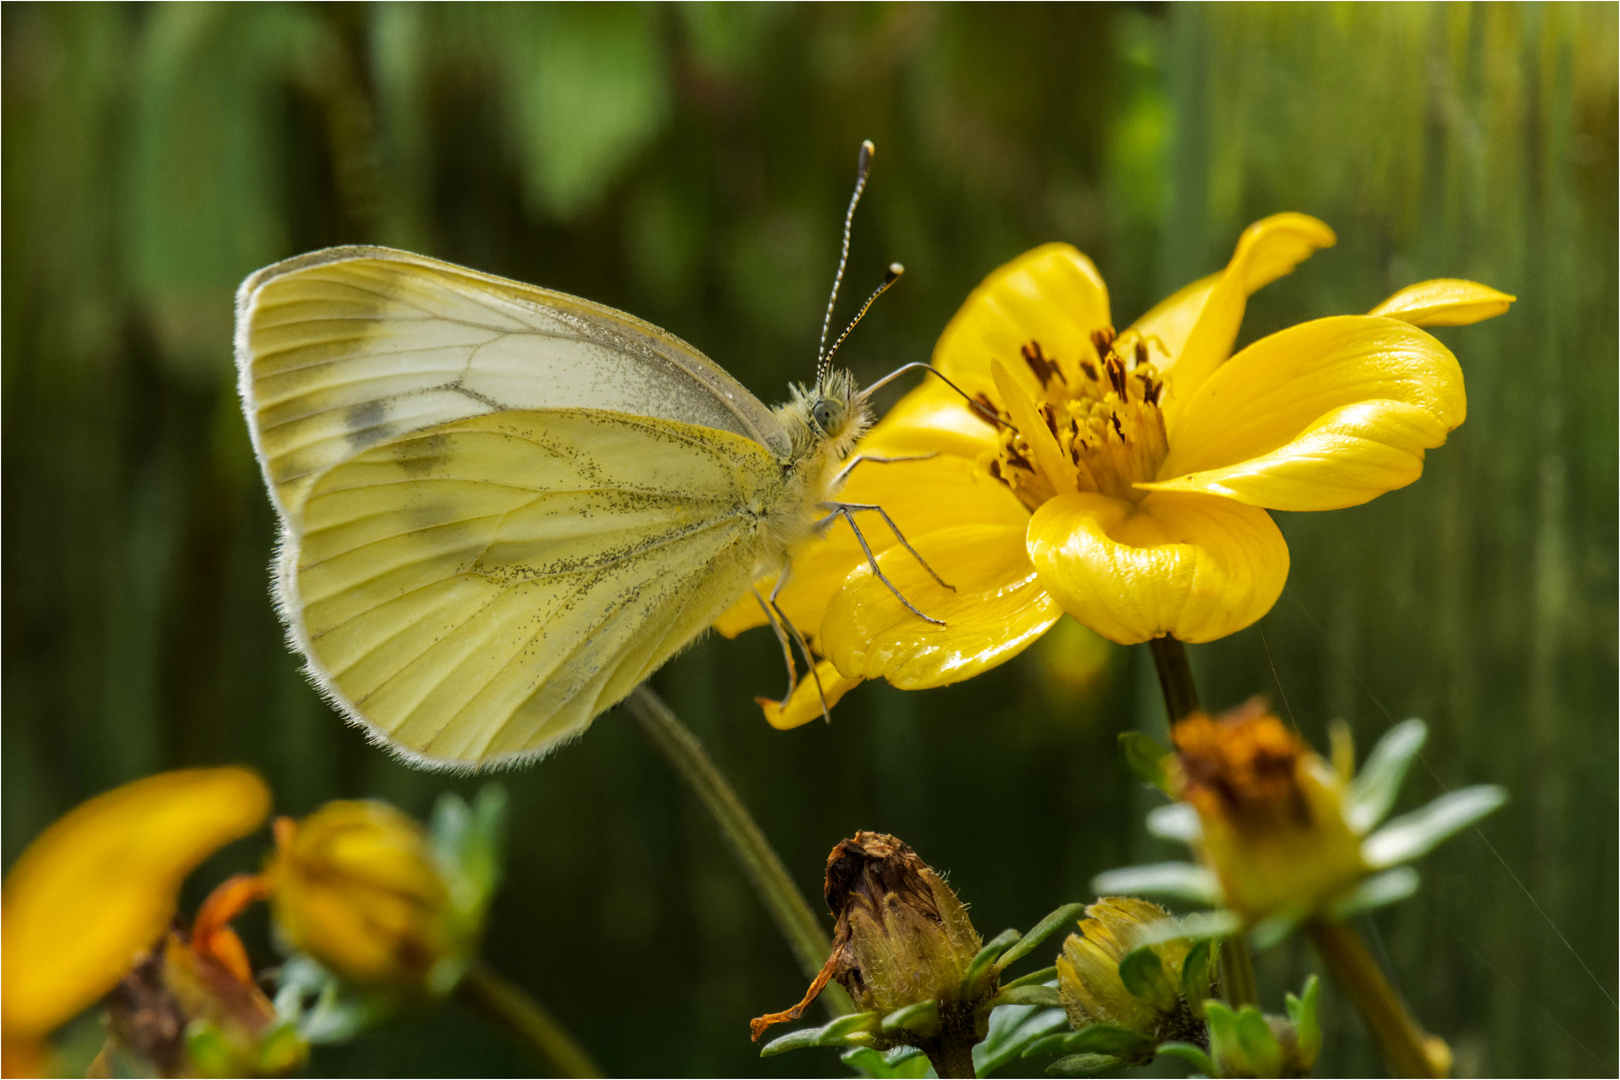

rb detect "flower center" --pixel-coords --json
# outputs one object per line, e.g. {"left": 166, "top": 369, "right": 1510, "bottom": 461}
{"left": 978, "top": 328, "right": 1169, "bottom": 510}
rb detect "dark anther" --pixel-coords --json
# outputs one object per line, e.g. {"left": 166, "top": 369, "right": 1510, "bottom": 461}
{"left": 1021, "top": 340, "right": 1064, "bottom": 388}
{"left": 1134, "top": 340, "right": 1149, "bottom": 368}
{"left": 972, "top": 392, "right": 1006, "bottom": 429}
{"left": 1110, "top": 412, "right": 1125, "bottom": 438}
{"left": 1005, "top": 444, "right": 1034, "bottom": 473}
{"left": 1079, "top": 359, "right": 1100, "bottom": 382}
{"left": 1038, "top": 401, "right": 1059, "bottom": 435}
{"left": 1089, "top": 326, "right": 1118, "bottom": 356}
{"left": 1105, "top": 355, "right": 1128, "bottom": 399}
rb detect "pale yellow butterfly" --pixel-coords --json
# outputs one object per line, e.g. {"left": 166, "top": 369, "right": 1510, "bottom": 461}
{"left": 236, "top": 143, "right": 953, "bottom": 770}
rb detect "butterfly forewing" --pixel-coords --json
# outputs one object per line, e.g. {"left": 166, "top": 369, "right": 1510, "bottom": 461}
{"left": 237, "top": 248, "right": 794, "bottom": 768}
{"left": 238, "top": 246, "right": 790, "bottom": 517}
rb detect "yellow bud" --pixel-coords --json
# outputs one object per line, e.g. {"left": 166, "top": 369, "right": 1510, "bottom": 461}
{"left": 264, "top": 801, "right": 463, "bottom": 996}
{"left": 1056, "top": 898, "right": 1210, "bottom": 1049}
{"left": 1172, "top": 702, "right": 1368, "bottom": 923}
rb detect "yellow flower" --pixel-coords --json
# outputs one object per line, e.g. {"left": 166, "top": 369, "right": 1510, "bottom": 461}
{"left": 1, "top": 768, "right": 271, "bottom": 1077}
{"left": 1170, "top": 704, "right": 1368, "bottom": 924}
{"left": 717, "top": 216, "right": 1512, "bottom": 723}
{"left": 1056, "top": 898, "right": 1212, "bottom": 1050}
{"left": 264, "top": 801, "right": 468, "bottom": 997}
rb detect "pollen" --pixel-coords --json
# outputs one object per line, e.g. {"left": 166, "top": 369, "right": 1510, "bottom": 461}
{"left": 979, "top": 328, "right": 1170, "bottom": 510}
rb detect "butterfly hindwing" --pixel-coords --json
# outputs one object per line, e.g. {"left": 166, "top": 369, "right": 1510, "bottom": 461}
{"left": 281, "top": 408, "right": 781, "bottom": 767}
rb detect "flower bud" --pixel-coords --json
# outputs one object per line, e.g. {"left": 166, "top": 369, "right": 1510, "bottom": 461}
{"left": 1056, "top": 897, "right": 1212, "bottom": 1053}
{"left": 823, "top": 832, "right": 985, "bottom": 1017}
{"left": 1203, "top": 977, "right": 1323, "bottom": 1079}
{"left": 264, "top": 801, "right": 469, "bottom": 998}
{"left": 1172, "top": 702, "right": 1367, "bottom": 923}
{"left": 99, "top": 876, "right": 306, "bottom": 1078}
{"left": 750, "top": 831, "right": 989, "bottom": 1074}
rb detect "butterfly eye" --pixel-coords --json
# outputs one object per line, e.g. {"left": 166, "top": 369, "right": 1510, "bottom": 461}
{"left": 812, "top": 399, "right": 841, "bottom": 433}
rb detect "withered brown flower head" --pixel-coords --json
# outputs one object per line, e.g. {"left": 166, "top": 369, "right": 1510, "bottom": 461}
{"left": 1172, "top": 699, "right": 1310, "bottom": 829}
{"left": 751, "top": 831, "right": 985, "bottom": 1062}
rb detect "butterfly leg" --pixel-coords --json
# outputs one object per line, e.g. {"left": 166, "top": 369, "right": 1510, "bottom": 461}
{"left": 818, "top": 502, "right": 955, "bottom": 592}
{"left": 832, "top": 451, "right": 937, "bottom": 488}
{"left": 753, "top": 587, "right": 800, "bottom": 704}
{"left": 757, "top": 575, "right": 832, "bottom": 724}
{"left": 815, "top": 506, "right": 946, "bottom": 626}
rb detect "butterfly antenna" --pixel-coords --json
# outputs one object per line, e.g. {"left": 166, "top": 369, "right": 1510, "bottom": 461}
{"left": 821, "top": 264, "right": 903, "bottom": 368}
{"left": 817, "top": 139, "right": 876, "bottom": 384}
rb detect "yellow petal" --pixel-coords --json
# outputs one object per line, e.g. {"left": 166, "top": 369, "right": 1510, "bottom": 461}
{"left": 992, "top": 360, "right": 1076, "bottom": 496}
{"left": 822, "top": 523, "right": 1061, "bottom": 689}
{"left": 1127, "top": 272, "right": 1218, "bottom": 372}
{"left": 1027, "top": 491, "right": 1288, "bottom": 645}
{"left": 717, "top": 445, "right": 1029, "bottom": 639}
{"left": 2, "top": 768, "right": 271, "bottom": 1041}
{"left": 1155, "top": 316, "right": 1465, "bottom": 511}
{"left": 757, "top": 659, "right": 864, "bottom": 730}
{"left": 1142, "top": 400, "right": 1450, "bottom": 511}
{"left": 1163, "top": 214, "right": 1337, "bottom": 425}
{"left": 1368, "top": 279, "right": 1516, "bottom": 327}
{"left": 933, "top": 243, "right": 1111, "bottom": 400}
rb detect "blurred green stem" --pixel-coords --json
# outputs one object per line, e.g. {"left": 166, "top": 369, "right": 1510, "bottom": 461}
{"left": 1146, "top": 635, "right": 1260, "bottom": 1008}
{"left": 458, "top": 962, "right": 603, "bottom": 1077}
{"left": 625, "top": 685, "right": 855, "bottom": 1016}
{"left": 1308, "top": 920, "right": 1446, "bottom": 1078}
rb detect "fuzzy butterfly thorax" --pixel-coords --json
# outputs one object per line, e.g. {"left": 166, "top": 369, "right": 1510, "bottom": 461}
{"left": 759, "top": 368, "right": 873, "bottom": 564}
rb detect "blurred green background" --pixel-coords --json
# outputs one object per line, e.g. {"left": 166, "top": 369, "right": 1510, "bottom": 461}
{"left": 4, "top": 3, "right": 1616, "bottom": 1076}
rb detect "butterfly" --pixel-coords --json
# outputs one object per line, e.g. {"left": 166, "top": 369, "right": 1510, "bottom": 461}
{"left": 236, "top": 142, "right": 953, "bottom": 770}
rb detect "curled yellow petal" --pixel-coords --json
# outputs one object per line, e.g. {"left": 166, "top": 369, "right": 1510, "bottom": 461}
{"left": 1157, "top": 316, "right": 1465, "bottom": 510}
{"left": 822, "top": 523, "right": 1061, "bottom": 689}
{"left": 1141, "top": 399, "right": 1450, "bottom": 511}
{"left": 1164, "top": 213, "right": 1337, "bottom": 423}
{"left": 2, "top": 768, "right": 271, "bottom": 1043}
{"left": 992, "top": 360, "right": 1076, "bottom": 496}
{"left": 1026, "top": 491, "right": 1288, "bottom": 645}
{"left": 757, "top": 659, "right": 864, "bottom": 730}
{"left": 932, "top": 243, "right": 1111, "bottom": 400}
{"left": 1368, "top": 278, "right": 1516, "bottom": 327}
{"left": 1126, "top": 271, "right": 1218, "bottom": 372}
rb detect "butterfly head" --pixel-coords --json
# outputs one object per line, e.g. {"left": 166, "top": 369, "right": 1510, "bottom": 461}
{"left": 779, "top": 369, "right": 870, "bottom": 463}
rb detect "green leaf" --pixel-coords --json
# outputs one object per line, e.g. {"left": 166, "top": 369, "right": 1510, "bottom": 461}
{"left": 1285, "top": 975, "right": 1322, "bottom": 1065}
{"left": 1156, "top": 1040, "right": 1216, "bottom": 1074}
{"left": 1031, "top": 1024, "right": 1153, "bottom": 1057}
{"left": 1326, "top": 867, "right": 1420, "bottom": 920}
{"left": 1180, "top": 938, "right": 1214, "bottom": 1008}
{"left": 842, "top": 1045, "right": 931, "bottom": 1078}
{"left": 1362, "top": 785, "right": 1507, "bottom": 868}
{"left": 1346, "top": 718, "right": 1427, "bottom": 832}
{"left": 1119, "top": 732, "right": 1173, "bottom": 792}
{"left": 992, "top": 983, "right": 1064, "bottom": 1007}
{"left": 881, "top": 999, "right": 939, "bottom": 1036}
{"left": 1249, "top": 907, "right": 1306, "bottom": 950}
{"left": 1145, "top": 802, "right": 1201, "bottom": 844}
{"left": 1001, "top": 965, "right": 1060, "bottom": 992}
{"left": 1118, "top": 946, "right": 1173, "bottom": 1008}
{"left": 760, "top": 1012, "right": 880, "bottom": 1056}
{"left": 1092, "top": 862, "right": 1221, "bottom": 905}
{"left": 1046, "top": 1052, "right": 1123, "bottom": 1076}
{"left": 976, "top": 1003, "right": 1069, "bottom": 1075}
{"left": 962, "top": 928, "right": 1022, "bottom": 996}
{"left": 1235, "top": 1004, "right": 1284, "bottom": 1076}
{"left": 995, "top": 903, "right": 1086, "bottom": 972}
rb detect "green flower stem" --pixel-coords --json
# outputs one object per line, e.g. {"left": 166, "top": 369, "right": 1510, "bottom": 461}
{"left": 458, "top": 962, "right": 604, "bottom": 1077}
{"left": 1307, "top": 920, "right": 1445, "bottom": 1078}
{"left": 625, "top": 685, "right": 855, "bottom": 1017}
{"left": 1148, "top": 635, "right": 1201, "bottom": 720}
{"left": 1146, "top": 635, "right": 1259, "bottom": 1009}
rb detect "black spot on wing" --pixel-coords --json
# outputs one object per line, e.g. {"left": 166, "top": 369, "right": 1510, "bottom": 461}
{"left": 345, "top": 399, "right": 390, "bottom": 449}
